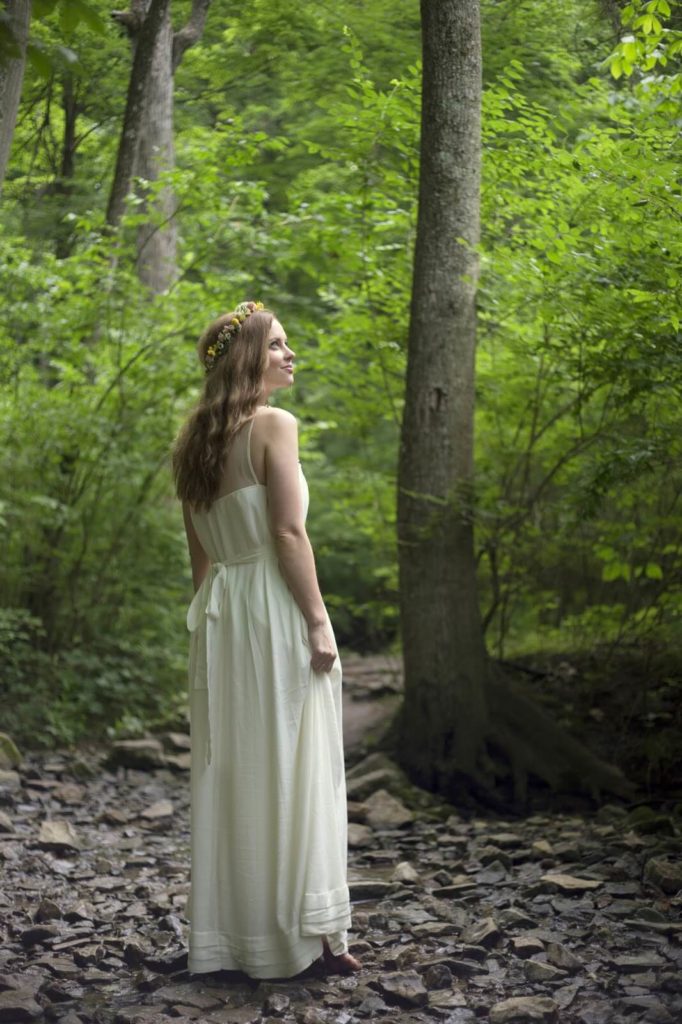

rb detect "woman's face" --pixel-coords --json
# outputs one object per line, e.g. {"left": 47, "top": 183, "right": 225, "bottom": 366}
{"left": 263, "top": 317, "right": 295, "bottom": 395}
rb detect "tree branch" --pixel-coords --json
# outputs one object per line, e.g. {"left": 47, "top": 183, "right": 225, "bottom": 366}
{"left": 172, "top": 0, "right": 212, "bottom": 71}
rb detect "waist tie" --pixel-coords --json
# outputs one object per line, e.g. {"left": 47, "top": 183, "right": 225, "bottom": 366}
{"left": 186, "top": 543, "right": 278, "bottom": 767}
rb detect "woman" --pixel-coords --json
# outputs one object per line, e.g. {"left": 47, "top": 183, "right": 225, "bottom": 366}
{"left": 172, "top": 301, "right": 362, "bottom": 979}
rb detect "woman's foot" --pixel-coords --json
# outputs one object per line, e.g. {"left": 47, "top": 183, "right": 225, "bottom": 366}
{"left": 321, "top": 937, "right": 362, "bottom": 974}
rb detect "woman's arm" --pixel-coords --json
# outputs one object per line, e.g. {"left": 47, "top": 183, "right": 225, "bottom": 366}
{"left": 182, "top": 501, "right": 210, "bottom": 592}
{"left": 263, "top": 408, "right": 328, "bottom": 629}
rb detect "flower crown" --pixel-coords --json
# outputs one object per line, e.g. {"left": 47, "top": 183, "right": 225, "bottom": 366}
{"left": 204, "top": 300, "right": 265, "bottom": 373}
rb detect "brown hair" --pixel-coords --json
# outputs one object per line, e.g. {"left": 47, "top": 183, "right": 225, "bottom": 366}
{"left": 171, "top": 305, "right": 275, "bottom": 512}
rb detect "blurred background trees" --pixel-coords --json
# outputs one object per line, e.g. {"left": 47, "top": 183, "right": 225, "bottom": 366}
{"left": 0, "top": 0, "right": 679, "bottom": 795}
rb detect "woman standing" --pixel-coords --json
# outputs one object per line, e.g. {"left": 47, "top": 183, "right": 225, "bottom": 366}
{"left": 172, "top": 301, "right": 361, "bottom": 979}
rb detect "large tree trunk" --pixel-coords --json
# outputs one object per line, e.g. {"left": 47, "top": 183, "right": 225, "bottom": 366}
{"left": 395, "top": 0, "right": 488, "bottom": 791}
{"left": 0, "top": 0, "right": 31, "bottom": 192}
{"left": 389, "top": 0, "right": 636, "bottom": 811}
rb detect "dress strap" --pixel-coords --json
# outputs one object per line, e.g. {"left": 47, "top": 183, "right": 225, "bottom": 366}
{"left": 245, "top": 413, "right": 259, "bottom": 486}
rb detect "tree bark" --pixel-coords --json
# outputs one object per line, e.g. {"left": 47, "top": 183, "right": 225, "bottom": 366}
{"left": 106, "top": 0, "right": 170, "bottom": 228}
{"left": 107, "top": 0, "right": 211, "bottom": 292}
{"left": 0, "top": 0, "right": 31, "bottom": 192}
{"left": 389, "top": 0, "right": 636, "bottom": 811}
{"left": 395, "top": 0, "right": 488, "bottom": 798}
{"left": 134, "top": 0, "right": 176, "bottom": 292}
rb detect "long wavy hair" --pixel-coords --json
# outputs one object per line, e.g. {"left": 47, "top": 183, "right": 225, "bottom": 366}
{"left": 171, "top": 304, "right": 275, "bottom": 512}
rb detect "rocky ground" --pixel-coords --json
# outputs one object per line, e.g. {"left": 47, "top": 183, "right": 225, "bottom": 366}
{"left": 1, "top": 651, "right": 681, "bottom": 1024}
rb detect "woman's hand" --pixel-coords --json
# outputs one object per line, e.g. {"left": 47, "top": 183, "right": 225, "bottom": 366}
{"left": 307, "top": 620, "right": 338, "bottom": 674}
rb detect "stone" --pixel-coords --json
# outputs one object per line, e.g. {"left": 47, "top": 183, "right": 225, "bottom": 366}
{"left": 34, "top": 897, "right": 62, "bottom": 922}
{"left": 545, "top": 941, "right": 581, "bottom": 972}
{"left": 0, "top": 987, "right": 43, "bottom": 1021}
{"left": 643, "top": 856, "right": 682, "bottom": 894}
{"left": 105, "top": 739, "right": 165, "bottom": 770}
{"left": 37, "top": 819, "right": 81, "bottom": 851}
{"left": 610, "top": 952, "right": 666, "bottom": 971}
{"left": 347, "top": 823, "right": 374, "bottom": 848}
{"left": 489, "top": 995, "right": 559, "bottom": 1023}
{"left": 539, "top": 873, "right": 602, "bottom": 893}
{"left": 461, "top": 916, "right": 501, "bottom": 949}
{"left": 374, "top": 970, "right": 428, "bottom": 1008}
{"left": 19, "top": 924, "right": 62, "bottom": 946}
{"left": 423, "top": 963, "right": 452, "bottom": 989}
{"left": 0, "top": 769, "right": 21, "bottom": 792}
{"left": 363, "top": 789, "right": 414, "bottom": 829}
{"left": 140, "top": 799, "right": 173, "bottom": 820}
{"left": 0, "top": 733, "right": 21, "bottom": 770}
{"left": 391, "top": 861, "right": 419, "bottom": 884}
{"left": 523, "top": 958, "right": 567, "bottom": 982}
{"left": 348, "top": 878, "right": 395, "bottom": 900}
{"left": 488, "top": 832, "right": 525, "bottom": 848}
{"left": 511, "top": 937, "right": 545, "bottom": 959}
{"left": 346, "top": 769, "right": 402, "bottom": 801}
{"left": 262, "top": 992, "right": 290, "bottom": 1016}
{"left": 53, "top": 782, "right": 85, "bottom": 804}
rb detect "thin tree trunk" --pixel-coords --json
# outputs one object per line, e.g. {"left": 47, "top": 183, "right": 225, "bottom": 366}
{"left": 0, "top": 0, "right": 31, "bottom": 191}
{"left": 106, "top": 0, "right": 170, "bottom": 227}
{"left": 108, "top": 0, "right": 210, "bottom": 292}
{"left": 134, "top": 0, "right": 176, "bottom": 292}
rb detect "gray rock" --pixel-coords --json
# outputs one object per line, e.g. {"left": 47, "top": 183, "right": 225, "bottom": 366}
{"left": 391, "top": 861, "right": 419, "bottom": 884}
{"left": 0, "top": 987, "right": 43, "bottom": 1021}
{"left": 349, "top": 878, "right": 395, "bottom": 900}
{"left": 374, "top": 970, "right": 428, "bottom": 1008}
{"left": 538, "top": 873, "right": 602, "bottom": 894}
{"left": 497, "top": 906, "right": 538, "bottom": 929}
{"left": 610, "top": 952, "right": 667, "bottom": 971}
{"left": 19, "top": 924, "right": 62, "bottom": 947}
{"left": 346, "top": 769, "right": 401, "bottom": 801}
{"left": 423, "top": 963, "right": 452, "bottom": 989}
{"left": 461, "top": 916, "right": 501, "bottom": 949}
{"left": 139, "top": 799, "right": 173, "bottom": 820}
{"left": 511, "top": 937, "right": 545, "bottom": 959}
{"left": 347, "top": 823, "right": 374, "bottom": 848}
{"left": 34, "top": 897, "right": 62, "bottom": 922}
{"left": 545, "top": 940, "right": 581, "bottom": 971}
{"left": 37, "top": 819, "right": 81, "bottom": 851}
{"left": 105, "top": 739, "right": 166, "bottom": 770}
{"left": 523, "top": 958, "right": 568, "bottom": 982}
{"left": 643, "top": 857, "right": 682, "bottom": 894}
{"left": 489, "top": 995, "right": 559, "bottom": 1022}
{"left": 263, "top": 992, "right": 290, "bottom": 1016}
{"left": 0, "top": 769, "right": 21, "bottom": 792}
{"left": 363, "top": 789, "right": 414, "bottom": 829}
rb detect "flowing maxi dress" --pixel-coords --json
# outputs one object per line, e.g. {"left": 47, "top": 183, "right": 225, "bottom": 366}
{"left": 184, "top": 412, "right": 352, "bottom": 978}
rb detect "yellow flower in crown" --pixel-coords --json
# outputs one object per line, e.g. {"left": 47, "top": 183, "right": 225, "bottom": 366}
{"left": 204, "top": 299, "right": 267, "bottom": 374}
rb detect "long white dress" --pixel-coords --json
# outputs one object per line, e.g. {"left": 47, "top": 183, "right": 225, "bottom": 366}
{"left": 184, "top": 412, "right": 351, "bottom": 978}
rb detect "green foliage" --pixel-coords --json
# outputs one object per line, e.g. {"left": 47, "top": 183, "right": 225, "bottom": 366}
{"left": 0, "top": 0, "right": 680, "bottom": 749}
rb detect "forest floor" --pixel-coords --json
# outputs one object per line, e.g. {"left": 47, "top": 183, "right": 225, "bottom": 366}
{"left": 1, "top": 648, "right": 681, "bottom": 1023}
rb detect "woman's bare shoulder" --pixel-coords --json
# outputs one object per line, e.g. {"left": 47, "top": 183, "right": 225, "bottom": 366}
{"left": 257, "top": 406, "right": 298, "bottom": 432}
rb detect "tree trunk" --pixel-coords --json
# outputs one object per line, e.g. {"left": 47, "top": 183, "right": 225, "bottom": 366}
{"left": 108, "top": 0, "right": 211, "bottom": 292}
{"left": 0, "top": 0, "right": 31, "bottom": 192}
{"left": 134, "top": 0, "right": 176, "bottom": 292}
{"left": 389, "top": 0, "right": 636, "bottom": 811}
{"left": 106, "top": 0, "right": 170, "bottom": 229}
